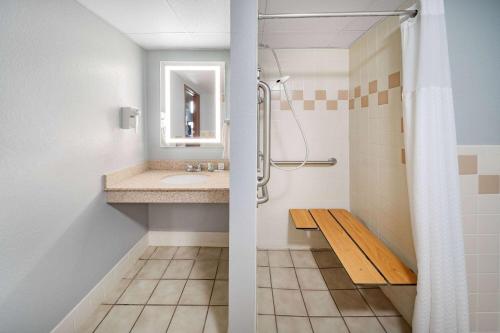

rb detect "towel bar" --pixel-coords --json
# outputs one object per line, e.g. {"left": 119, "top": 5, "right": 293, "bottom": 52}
{"left": 272, "top": 157, "right": 337, "bottom": 167}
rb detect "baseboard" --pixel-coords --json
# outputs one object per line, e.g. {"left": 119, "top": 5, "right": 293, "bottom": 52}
{"left": 149, "top": 231, "right": 229, "bottom": 247}
{"left": 51, "top": 233, "right": 149, "bottom": 333}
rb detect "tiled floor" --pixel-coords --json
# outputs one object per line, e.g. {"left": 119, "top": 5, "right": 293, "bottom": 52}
{"left": 80, "top": 246, "right": 229, "bottom": 333}
{"left": 256, "top": 249, "right": 412, "bottom": 333}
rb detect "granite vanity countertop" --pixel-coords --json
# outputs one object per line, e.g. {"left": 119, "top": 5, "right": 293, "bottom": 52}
{"left": 104, "top": 162, "right": 230, "bottom": 203}
{"left": 105, "top": 170, "right": 229, "bottom": 191}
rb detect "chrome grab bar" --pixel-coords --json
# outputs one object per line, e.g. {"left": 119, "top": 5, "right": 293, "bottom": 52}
{"left": 257, "top": 184, "right": 269, "bottom": 205}
{"left": 272, "top": 157, "right": 337, "bottom": 167}
{"left": 257, "top": 80, "right": 271, "bottom": 188}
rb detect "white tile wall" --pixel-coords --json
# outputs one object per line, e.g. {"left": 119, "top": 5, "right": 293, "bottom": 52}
{"left": 459, "top": 146, "right": 500, "bottom": 332}
{"left": 257, "top": 49, "right": 350, "bottom": 249}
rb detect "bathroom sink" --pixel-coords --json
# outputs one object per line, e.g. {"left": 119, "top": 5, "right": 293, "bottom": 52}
{"left": 160, "top": 174, "right": 210, "bottom": 185}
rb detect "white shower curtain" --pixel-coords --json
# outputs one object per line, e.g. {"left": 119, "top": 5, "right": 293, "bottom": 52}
{"left": 400, "top": 1, "right": 469, "bottom": 332}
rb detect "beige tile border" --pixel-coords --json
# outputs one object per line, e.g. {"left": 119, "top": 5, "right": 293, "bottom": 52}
{"left": 478, "top": 175, "right": 500, "bottom": 194}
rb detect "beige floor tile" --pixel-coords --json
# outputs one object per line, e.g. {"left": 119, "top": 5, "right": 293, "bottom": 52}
{"left": 103, "top": 279, "right": 132, "bottom": 304}
{"left": 312, "top": 250, "right": 342, "bottom": 268}
{"left": 94, "top": 305, "right": 142, "bottom": 333}
{"left": 197, "top": 247, "right": 222, "bottom": 260}
{"left": 257, "top": 250, "right": 269, "bottom": 267}
{"left": 321, "top": 268, "right": 355, "bottom": 289}
{"left": 276, "top": 316, "right": 313, "bottom": 333}
{"left": 257, "top": 288, "right": 275, "bottom": 315}
{"left": 268, "top": 250, "right": 293, "bottom": 267}
{"left": 216, "top": 260, "right": 229, "bottom": 280}
{"left": 117, "top": 280, "right": 158, "bottom": 305}
{"left": 270, "top": 267, "right": 299, "bottom": 289}
{"left": 273, "top": 289, "right": 307, "bottom": 316}
{"left": 131, "top": 305, "right": 175, "bottom": 333}
{"left": 257, "top": 315, "right": 277, "bottom": 333}
{"left": 296, "top": 268, "right": 328, "bottom": 290}
{"left": 378, "top": 316, "right": 411, "bottom": 333}
{"left": 77, "top": 304, "right": 111, "bottom": 333}
{"left": 359, "top": 289, "right": 399, "bottom": 316}
{"left": 167, "top": 306, "right": 208, "bottom": 333}
{"left": 210, "top": 280, "right": 228, "bottom": 305}
{"left": 309, "top": 317, "right": 349, "bottom": 333}
{"left": 179, "top": 280, "right": 214, "bottom": 305}
{"left": 344, "top": 317, "right": 385, "bottom": 333}
{"left": 174, "top": 246, "right": 200, "bottom": 259}
{"left": 151, "top": 246, "right": 178, "bottom": 260}
{"left": 302, "top": 290, "right": 340, "bottom": 317}
{"left": 136, "top": 260, "right": 170, "bottom": 279}
{"left": 290, "top": 250, "right": 318, "bottom": 268}
{"left": 140, "top": 247, "right": 157, "bottom": 260}
{"left": 124, "top": 260, "right": 146, "bottom": 279}
{"left": 257, "top": 267, "right": 271, "bottom": 288}
{"left": 163, "top": 260, "right": 194, "bottom": 279}
{"left": 189, "top": 260, "right": 218, "bottom": 279}
{"left": 204, "top": 306, "right": 228, "bottom": 333}
{"left": 220, "top": 247, "right": 229, "bottom": 260}
{"left": 148, "top": 280, "right": 186, "bottom": 305}
{"left": 331, "top": 290, "right": 373, "bottom": 316}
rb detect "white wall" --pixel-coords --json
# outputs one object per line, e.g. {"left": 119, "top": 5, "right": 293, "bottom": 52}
{"left": 147, "top": 50, "right": 229, "bottom": 159}
{"left": 257, "top": 49, "right": 350, "bottom": 249}
{"left": 0, "top": 1, "right": 148, "bottom": 331}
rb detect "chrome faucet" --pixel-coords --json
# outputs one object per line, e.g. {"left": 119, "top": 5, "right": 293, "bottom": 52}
{"left": 185, "top": 163, "right": 202, "bottom": 172}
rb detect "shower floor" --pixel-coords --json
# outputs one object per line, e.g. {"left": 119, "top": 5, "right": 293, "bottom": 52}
{"left": 79, "top": 246, "right": 229, "bottom": 333}
{"left": 256, "top": 249, "right": 412, "bottom": 333}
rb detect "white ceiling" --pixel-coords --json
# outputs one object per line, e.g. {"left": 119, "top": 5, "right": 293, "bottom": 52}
{"left": 77, "top": 0, "right": 409, "bottom": 50}
{"left": 259, "top": 0, "right": 410, "bottom": 48}
{"left": 76, "top": 0, "right": 230, "bottom": 50}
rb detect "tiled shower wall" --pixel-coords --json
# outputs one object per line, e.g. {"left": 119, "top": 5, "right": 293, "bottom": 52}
{"left": 349, "top": 17, "right": 416, "bottom": 323}
{"left": 350, "top": 16, "right": 500, "bottom": 332}
{"left": 257, "top": 49, "right": 350, "bottom": 249}
{"left": 459, "top": 146, "right": 500, "bottom": 332}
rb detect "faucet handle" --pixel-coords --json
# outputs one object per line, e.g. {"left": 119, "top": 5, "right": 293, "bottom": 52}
{"left": 186, "top": 164, "right": 194, "bottom": 172}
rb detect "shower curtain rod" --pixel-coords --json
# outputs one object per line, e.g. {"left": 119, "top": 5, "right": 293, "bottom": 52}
{"left": 258, "top": 10, "right": 418, "bottom": 20}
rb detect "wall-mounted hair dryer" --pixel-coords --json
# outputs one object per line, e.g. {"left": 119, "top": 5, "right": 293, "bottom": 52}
{"left": 120, "top": 107, "right": 140, "bottom": 130}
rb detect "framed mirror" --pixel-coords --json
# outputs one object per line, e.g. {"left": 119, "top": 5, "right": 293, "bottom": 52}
{"left": 160, "top": 61, "right": 225, "bottom": 147}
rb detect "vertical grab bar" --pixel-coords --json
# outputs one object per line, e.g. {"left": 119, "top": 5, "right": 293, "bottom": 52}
{"left": 257, "top": 80, "right": 271, "bottom": 205}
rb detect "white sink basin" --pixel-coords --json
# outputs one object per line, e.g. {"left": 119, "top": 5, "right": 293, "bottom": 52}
{"left": 161, "top": 174, "right": 210, "bottom": 185}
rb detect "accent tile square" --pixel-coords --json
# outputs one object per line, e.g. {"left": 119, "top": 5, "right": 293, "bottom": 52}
{"left": 338, "top": 90, "right": 349, "bottom": 100}
{"left": 315, "top": 90, "right": 327, "bottom": 100}
{"left": 459, "top": 155, "right": 478, "bottom": 175}
{"left": 273, "top": 289, "right": 307, "bottom": 316}
{"left": 354, "top": 86, "right": 361, "bottom": 98}
{"left": 478, "top": 175, "right": 500, "bottom": 194}
{"left": 378, "top": 90, "right": 388, "bottom": 105}
{"left": 388, "top": 72, "right": 401, "bottom": 88}
{"left": 326, "top": 100, "right": 338, "bottom": 110}
{"left": 369, "top": 80, "right": 378, "bottom": 94}
{"left": 304, "top": 100, "right": 315, "bottom": 110}
{"left": 361, "top": 95, "right": 368, "bottom": 108}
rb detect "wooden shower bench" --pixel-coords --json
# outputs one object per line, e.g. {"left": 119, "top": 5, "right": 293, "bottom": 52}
{"left": 289, "top": 208, "right": 417, "bottom": 285}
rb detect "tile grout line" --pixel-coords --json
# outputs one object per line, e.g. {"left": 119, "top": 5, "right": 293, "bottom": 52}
{"left": 201, "top": 248, "right": 222, "bottom": 332}
{"left": 289, "top": 249, "right": 315, "bottom": 332}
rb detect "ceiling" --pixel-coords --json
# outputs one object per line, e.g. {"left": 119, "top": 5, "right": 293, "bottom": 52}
{"left": 259, "top": 0, "right": 411, "bottom": 48}
{"left": 76, "top": 0, "right": 230, "bottom": 50}
{"left": 77, "top": 0, "right": 409, "bottom": 50}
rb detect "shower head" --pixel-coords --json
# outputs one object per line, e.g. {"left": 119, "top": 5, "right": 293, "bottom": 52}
{"left": 276, "top": 75, "right": 290, "bottom": 84}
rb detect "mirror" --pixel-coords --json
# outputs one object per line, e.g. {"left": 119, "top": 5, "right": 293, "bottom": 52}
{"left": 160, "top": 61, "right": 225, "bottom": 147}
